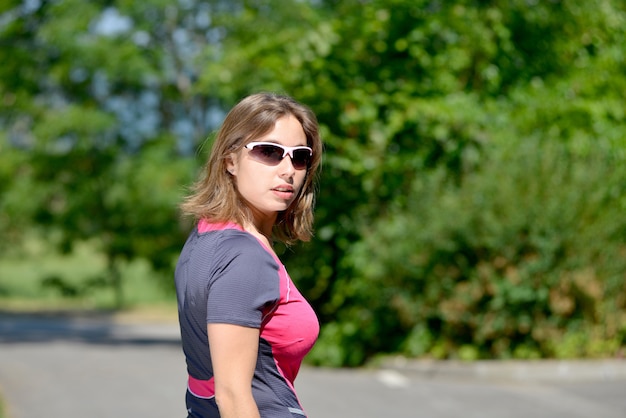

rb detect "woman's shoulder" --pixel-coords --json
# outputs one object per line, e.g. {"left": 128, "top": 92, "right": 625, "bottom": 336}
{"left": 216, "top": 229, "right": 264, "bottom": 253}
{"left": 195, "top": 221, "right": 269, "bottom": 259}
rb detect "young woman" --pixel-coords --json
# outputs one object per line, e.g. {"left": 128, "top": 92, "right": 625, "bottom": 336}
{"left": 175, "top": 92, "right": 323, "bottom": 418}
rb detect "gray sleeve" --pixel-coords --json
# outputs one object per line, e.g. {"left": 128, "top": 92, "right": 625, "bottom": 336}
{"left": 206, "top": 233, "right": 280, "bottom": 328}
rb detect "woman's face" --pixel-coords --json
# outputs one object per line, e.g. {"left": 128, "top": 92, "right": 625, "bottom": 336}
{"left": 227, "top": 115, "right": 309, "bottom": 226}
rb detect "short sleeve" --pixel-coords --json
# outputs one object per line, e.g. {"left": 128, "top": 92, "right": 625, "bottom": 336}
{"left": 206, "top": 233, "right": 280, "bottom": 328}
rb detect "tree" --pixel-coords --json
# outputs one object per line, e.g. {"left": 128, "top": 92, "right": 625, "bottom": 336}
{"left": 197, "top": 0, "right": 626, "bottom": 365}
{"left": 0, "top": 0, "right": 223, "bottom": 306}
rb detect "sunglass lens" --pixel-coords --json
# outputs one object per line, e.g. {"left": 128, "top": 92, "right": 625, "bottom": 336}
{"left": 251, "top": 144, "right": 283, "bottom": 165}
{"left": 291, "top": 150, "right": 311, "bottom": 170}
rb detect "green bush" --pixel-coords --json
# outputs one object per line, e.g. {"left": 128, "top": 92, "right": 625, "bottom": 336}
{"left": 308, "top": 135, "right": 626, "bottom": 365}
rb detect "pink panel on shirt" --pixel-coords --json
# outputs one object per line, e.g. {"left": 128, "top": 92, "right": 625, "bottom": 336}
{"left": 260, "top": 257, "right": 319, "bottom": 388}
{"left": 197, "top": 219, "right": 243, "bottom": 234}
{"left": 188, "top": 375, "right": 215, "bottom": 399}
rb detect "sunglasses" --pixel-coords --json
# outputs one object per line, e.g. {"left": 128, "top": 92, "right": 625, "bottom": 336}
{"left": 245, "top": 142, "right": 313, "bottom": 170}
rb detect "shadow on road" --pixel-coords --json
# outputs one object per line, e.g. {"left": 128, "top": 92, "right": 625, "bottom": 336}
{"left": 0, "top": 310, "right": 181, "bottom": 347}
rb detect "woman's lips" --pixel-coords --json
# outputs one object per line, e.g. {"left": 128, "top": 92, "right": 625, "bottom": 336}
{"left": 272, "top": 185, "right": 294, "bottom": 199}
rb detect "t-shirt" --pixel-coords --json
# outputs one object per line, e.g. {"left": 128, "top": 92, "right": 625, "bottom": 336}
{"left": 175, "top": 220, "right": 319, "bottom": 418}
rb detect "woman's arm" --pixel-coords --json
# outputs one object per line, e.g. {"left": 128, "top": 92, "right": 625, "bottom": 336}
{"left": 207, "top": 323, "right": 261, "bottom": 418}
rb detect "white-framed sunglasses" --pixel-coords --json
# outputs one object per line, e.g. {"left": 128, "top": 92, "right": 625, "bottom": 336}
{"left": 245, "top": 142, "right": 313, "bottom": 170}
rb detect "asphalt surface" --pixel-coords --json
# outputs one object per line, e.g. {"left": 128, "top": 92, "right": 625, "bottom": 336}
{"left": 1, "top": 311, "right": 626, "bottom": 418}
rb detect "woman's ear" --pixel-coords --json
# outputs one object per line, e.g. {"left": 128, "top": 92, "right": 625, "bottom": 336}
{"left": 225, "top": 153, "right": 237, "bottom": 175}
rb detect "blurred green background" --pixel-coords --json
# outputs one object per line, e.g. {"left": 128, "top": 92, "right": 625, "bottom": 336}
{"left": 1, "top": 0, "right": 625, "bottom": 367}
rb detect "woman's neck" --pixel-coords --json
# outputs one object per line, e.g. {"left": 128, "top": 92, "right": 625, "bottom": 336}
{"left": 244, "top": 221, "right": 274, "bottom": 251}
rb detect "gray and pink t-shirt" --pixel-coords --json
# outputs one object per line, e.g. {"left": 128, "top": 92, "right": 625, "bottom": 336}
{"left": 175, "top": 220, "right": 319, "bottom": 418}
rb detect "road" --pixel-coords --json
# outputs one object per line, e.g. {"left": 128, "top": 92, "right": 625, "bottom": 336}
{"left": 1, "top": 311, "right": 625, "bottom": 418}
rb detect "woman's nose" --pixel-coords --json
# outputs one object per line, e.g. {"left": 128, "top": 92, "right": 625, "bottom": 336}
{"left": 278, "top": 155, "right": 296, "bottom": 176}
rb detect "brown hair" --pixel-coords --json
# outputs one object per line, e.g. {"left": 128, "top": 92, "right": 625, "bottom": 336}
{"left": 180, "top": 92, "right": 322, "bottom": 244}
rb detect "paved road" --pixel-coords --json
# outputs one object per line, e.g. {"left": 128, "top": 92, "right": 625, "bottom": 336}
{"left": 1, "top": 311, "right": 625, "bottom": 418}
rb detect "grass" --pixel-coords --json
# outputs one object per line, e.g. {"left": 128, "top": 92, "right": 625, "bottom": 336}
{"left": 0, "top": 237, "right": 178, "bottom": 320}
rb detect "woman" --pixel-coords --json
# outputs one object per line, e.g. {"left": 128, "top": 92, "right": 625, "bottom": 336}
{"left": 175, "top": 92, "right": 322, "bottom": 418}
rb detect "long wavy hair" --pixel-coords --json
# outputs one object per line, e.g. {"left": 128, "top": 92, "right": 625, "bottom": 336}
{"left": 180, "top": 92, "right": 322, "bottom": 244}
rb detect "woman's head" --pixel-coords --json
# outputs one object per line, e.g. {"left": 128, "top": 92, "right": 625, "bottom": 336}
{"left": 181, "top": 92, "right": 322, "bottom": 243}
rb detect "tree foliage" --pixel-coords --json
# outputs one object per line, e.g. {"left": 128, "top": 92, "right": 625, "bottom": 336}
{"left": 201, "top": 0, "right": 626, "bottom": 365}
{"left": 0, "top": 0, "right": 214, "bottom": 305}
{"left": 1, "top": 0, "right": 625, "bottom": 364}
